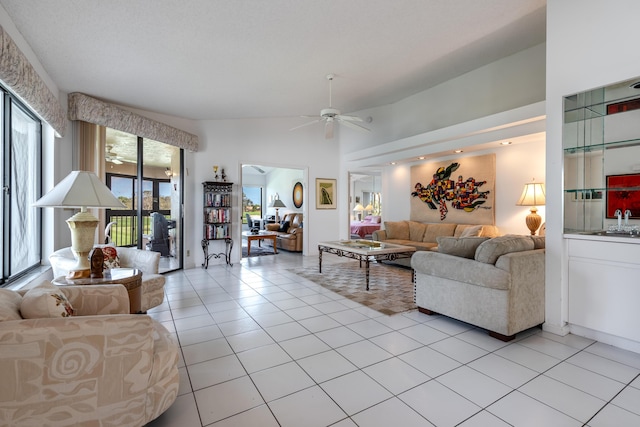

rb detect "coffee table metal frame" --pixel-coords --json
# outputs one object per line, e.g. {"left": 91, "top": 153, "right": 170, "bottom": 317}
{"left": 318, "top": 240, "right": 416, "bottom": 290}
{"left": 242, "top": 231, "right": 278, "bottom": 256}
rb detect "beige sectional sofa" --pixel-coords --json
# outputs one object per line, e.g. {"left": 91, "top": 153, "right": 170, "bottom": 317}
{"left": 0, "top": 282, "right": 179, "bottom": 425}
{"left": 412, "top": 234, "right": 546, "bottom": 341}
{"left": 372, "top": 220, "right": 499, "bottom": 267}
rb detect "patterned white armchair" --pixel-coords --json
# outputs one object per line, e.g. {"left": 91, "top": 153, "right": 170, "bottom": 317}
{"left": 49, "top": 246, "right": 166, "bottom": 312}
{"left": 0, "top": 283, "right": 179, "bottom": 426}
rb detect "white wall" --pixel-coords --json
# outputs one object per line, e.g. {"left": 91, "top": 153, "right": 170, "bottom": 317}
{"left": 263, "top": 168, "right": 304, "bottom": 219}
{"left": 191, "top": 117, "right": 340, "bottom": 267}
{"left": 341, "top": 43, "right": 546, "bottom": 152}
{"left": 546, "top": 0, "right": 640, "bottom": 337}
{"left": 379, "top": 140, "right": 545, "bottom": 234}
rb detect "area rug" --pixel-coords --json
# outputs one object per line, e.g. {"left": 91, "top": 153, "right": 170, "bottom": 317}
{"left": 242, "top": 246, "right": 276, "bottom": 257}
{"left": 288, "top": 262, "right": 416, "bottom": 315}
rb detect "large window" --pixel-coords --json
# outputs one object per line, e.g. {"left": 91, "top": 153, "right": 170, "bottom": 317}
{"left": 1, "top": 87, "right": 42, "bottom": 285}
{"left": 242, "top": 186, "right": 263, "bottom": 224}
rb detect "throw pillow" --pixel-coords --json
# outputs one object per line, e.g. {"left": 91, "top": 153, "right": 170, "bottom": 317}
{"left": 384, "top": 221, "right": 409, "bottom": 239}
{"left": 474, "top": 235, "right": 535, "bottom": 264}
{"left": 458, "top": 225, "right": 484, "bottom": 237}
{"left": 437, "top": 236, "right": 490, "bottom": 259}
{"left": 0, "top": 289, "right": 23, "bottom": 321}
{"left": 20, "top": 281, "right": 74, "bottom": 319}
{"left": 101, "top": 246, "right": 120, "bottom": 270}
{"left": 422, "top": 223, "right": 457, "bottom": 243}
{"left": 408, "top": 221, "right": 427, "bottom": 241}
{"left": 279, "top": 221, "right": 290, "bottom": 232}
{"left": 371, "top": 216, "right": 382, "bottom": 223}
{"left": 363, "top": 215, "right": 373, "bottom": 223}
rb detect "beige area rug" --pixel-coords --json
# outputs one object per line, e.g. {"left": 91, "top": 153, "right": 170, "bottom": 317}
{"left": 288, "top": 262, "right": 416, "bottom": 315}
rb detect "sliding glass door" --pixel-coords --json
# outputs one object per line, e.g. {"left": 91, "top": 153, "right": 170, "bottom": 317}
{"left": 103, "top": 127, "right": 182, "bottom": 273}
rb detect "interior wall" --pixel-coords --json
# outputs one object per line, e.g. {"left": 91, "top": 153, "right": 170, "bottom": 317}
{"left": 192, "top": 117, "right": 340, "bottom": 266}
{"left": 546, "top": 0, "right": 640, "bottom": 335}
{"left": 381, "top": 138, "right": 546, "bottom": 235}
{"left": 264, "top": 168, "right": 304, "bottom": 218}
{"left": 340, "top": 43, "right": 546, "bottom": 152}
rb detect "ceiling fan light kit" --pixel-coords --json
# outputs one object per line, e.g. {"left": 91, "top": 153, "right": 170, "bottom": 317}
{"left": 291, "top": 74, "right": 371, "bottom": 139}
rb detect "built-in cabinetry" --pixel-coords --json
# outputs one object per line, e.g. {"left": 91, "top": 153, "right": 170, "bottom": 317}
{"left": 201, "top": 181, "right": 233, "bottom": 268}
{"left": 564, "top": 76, "right": 640, "bottom": 352}
{"left": 564, "top": 76, "right": 640, "bottom": 235}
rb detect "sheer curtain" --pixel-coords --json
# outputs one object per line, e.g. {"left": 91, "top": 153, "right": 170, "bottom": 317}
{"left": 10, "top": 106, "right": 40, "bottom": 273}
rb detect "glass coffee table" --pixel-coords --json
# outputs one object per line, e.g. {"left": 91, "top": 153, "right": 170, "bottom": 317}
{"left": 318, "top": 240, "right": 416, "bottom": 290}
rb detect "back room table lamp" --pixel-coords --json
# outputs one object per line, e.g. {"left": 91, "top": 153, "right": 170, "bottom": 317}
{"left": 270, "top": 198, "right": 286, "bottom": 222}
{"left": 34, "top": 171, "right": 125, "bottom": 278}
{"left": 516, "top": 180, "right": 546, "bottom": 235}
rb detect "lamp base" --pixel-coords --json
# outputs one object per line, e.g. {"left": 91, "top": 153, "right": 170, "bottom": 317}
{"left": 525, "top": 207, "right": 542, "bottom": 236}
{"left": 66, "top": 209, "right": 98, "bottom": 278}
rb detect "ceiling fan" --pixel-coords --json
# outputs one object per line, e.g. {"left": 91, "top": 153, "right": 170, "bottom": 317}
{"left": 291, "top": 74, "right": 370, "bottom": 139}
{"left": 105, "top": 145, "right": 124, "bottom": 165}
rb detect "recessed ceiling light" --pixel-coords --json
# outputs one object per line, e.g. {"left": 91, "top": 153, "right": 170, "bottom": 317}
{"left": 500, "top": 141, "right": 512, "bottom": 145}
{"left": 418, "top": 156, "right": 425, "bottom": 160}
{"left": 454, "top": 150, "right": 463, "bottom": 153}
{"left": 390, "top": 162, "right": 397, "bottom": 165}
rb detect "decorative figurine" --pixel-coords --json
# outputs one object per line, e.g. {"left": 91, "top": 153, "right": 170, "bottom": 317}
{"left": 213, "top": 165, "right": 219, "bottom": 181}
{"left": 221, "top": 168, "right": 227, "bottom": 182}
{"left": 89, "top": 248, "right": 104, "bottom": 278}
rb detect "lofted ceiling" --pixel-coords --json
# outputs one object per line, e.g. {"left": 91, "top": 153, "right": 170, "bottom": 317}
{"left": 0, "top": 0, "right": 546, "bottom": 122}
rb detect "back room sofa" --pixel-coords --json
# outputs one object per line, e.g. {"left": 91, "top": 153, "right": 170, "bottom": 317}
{"left": 372, "top": 220, "right": 499, "bottom": 267}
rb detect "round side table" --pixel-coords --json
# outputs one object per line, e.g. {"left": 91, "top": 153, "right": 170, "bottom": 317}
{"left": 53, "top": 268, "right": 143, "bottom": 314}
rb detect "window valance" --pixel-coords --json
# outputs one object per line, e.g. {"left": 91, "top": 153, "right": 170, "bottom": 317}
{"left": 68, "top": 92, "right": 199, "bottom": 152}
{"left": 0, "top": 25, "right": 66, "bottom": 137}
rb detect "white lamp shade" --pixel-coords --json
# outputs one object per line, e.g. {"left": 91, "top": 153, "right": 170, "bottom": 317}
{"left": 516, "top": 182, "right": 546, "bottom": 207}
{"left": 270, "top": 199, "right": 286, "bottom": 208}
{"left": 364, "top": 203, "right": 373, "bottom": 211}
{"left": 353, "top": 203, "right": 364, "bottom": 212}
{"left": 34, "top": 171, "right": 125, "bottom": 209}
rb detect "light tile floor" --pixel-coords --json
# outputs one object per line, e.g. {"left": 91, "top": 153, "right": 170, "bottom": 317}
{"left": 147, "top": 252, "right": 640, "bottom": 427}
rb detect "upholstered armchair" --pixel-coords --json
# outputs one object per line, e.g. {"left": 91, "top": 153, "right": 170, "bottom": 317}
{"left": 0, "top": 282, "right": 179, "bottom": 426}
{"left": 49, "top": 246, "right": 166, "bottom": 312}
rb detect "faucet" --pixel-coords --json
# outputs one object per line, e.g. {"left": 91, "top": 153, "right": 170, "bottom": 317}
{"left": 615, "top": 209, "right": 622, "bottom": 230}
{"left": 625, "top": 209, "right": 632, "bottom": 227}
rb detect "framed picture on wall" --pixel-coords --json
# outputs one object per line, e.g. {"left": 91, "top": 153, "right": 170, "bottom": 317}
{"left": 316, "top": 178, "right": 337, "bottom": 209}
{"left": 606, "top": 173, "right": 640, "bottom": 218}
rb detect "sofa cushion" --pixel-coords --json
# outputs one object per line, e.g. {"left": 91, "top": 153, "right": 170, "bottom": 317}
{"left": 437, "top": 236, "right": 490, "bottom": 259}
{"left": 0, "top": 289, "right": 23, "bottom": 321}
{"left": 384, "top": 221, "right": 409, "bottom": 240}
{"left": 279, "top": 221, "right": 290, "bottom": 232}
{"left": 408, "top": 221, "right": 427, "bottom": 241}
{"left": 475, "top": 235, "right": 535, "bottom": 264}
{"left": 20, "top": 281, "right": 75, "bottom": 319}
{"left": 531, "top": 235, "right": 545, "bottom": 249}
{"left": 423, "top": 223, "right": 457, "bottom": 243}
{"left": 457, "top": 225, "right": 483, "bottom": 237}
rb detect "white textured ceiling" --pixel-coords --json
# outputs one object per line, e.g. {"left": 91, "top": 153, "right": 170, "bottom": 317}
{"left": 0, "top": 0, "right": 546, "bottom": 121}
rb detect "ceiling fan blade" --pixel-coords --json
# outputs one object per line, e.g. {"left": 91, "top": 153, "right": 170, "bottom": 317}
{"left": 337, "top": 114, "right": 363, "bottom": 122}
{"left": 290, "top": 119, "right": 321, "bottom": 131}
{"left": 340, "top": 119, "right": 371, "bottom": 133}
{"left": 325, "top": 119, "right": 334, "bottom": 139}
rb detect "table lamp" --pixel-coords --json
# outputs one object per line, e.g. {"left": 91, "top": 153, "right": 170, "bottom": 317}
{"left": 364, "top": 203, "right": 373, "bottom": 216}
{"left": 516, "top": 180, "right": 546, "bottom": 235}
{"left": 353, "top": 203, "right": 364, "bottom": 221}
{"left": 34, "top": 171, "right": 125, "bottom": 278}
{"left": 270, "top": 198, "right": 286, "bottom": 222}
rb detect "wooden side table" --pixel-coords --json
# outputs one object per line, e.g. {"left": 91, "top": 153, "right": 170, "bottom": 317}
{"left": 53, "top": 268, "right": 143, "bottom": 314}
